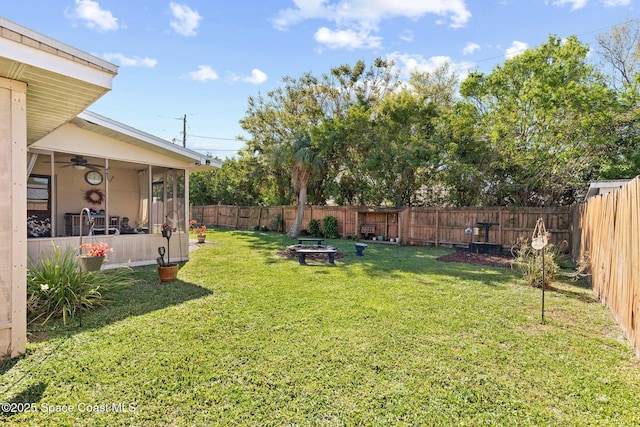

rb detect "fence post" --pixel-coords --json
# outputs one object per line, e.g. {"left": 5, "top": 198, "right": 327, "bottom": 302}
{"left": 435, "top": 208, "right": 439, "bottom": 247}
{"left": 498, "top": 207, "right": 503, "bottom": 245}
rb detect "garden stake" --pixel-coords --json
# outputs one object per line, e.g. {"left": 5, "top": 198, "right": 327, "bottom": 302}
{"left": 541, "top": 248, "right": 545, "bottom": 323}
{"left": 531, "top": 218, "right": 549, "bottom": 324}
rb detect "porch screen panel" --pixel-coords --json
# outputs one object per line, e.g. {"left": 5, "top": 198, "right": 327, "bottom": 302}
{"left": 151, "top": 168, "right": 186, "bottom": 232}
{"left": 166, "top": 169, "right": 186, "bottom": 232}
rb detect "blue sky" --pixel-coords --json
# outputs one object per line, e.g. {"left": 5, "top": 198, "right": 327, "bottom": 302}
{"left": 1, "top": 0, "right": 636, "bottom": 158}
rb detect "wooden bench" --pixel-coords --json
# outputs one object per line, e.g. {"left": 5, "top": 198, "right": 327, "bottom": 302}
{"left": 296, "top": 248, "right": 338, "bottom": 265}
{"left": 297, "top": 238, "right": 325, "bottom": 245}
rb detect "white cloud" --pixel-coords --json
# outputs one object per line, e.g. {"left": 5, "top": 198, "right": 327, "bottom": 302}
{"left": 602, "top": 0, "right": 631, "bottom": 5}
{"left": 399, "top": 30, "right": 414, "bottom": 42}
{"left": 386, "top": 52, "right": 475, "bottom": 82}
{"left": 505, "top": 40, "right": 528, "bottom": 59}
{"left": 188, "top": 65, "right": 219, "bottom": 81}
{"left": 550, "top": 0, "right": 630, "bottom": 7}
{"left": 169, "top": 2, "right": 202, "bottom": 36}
{"left": 231, "top": 69, "right": 268, "bottom": 85}
{"left": 272, "top": 0, "right": 471, "bottom": 50}
{"left": 102, "top": 53, "right": 157, "bottom": 67}
{"left": 463, "top": 42, "right": 480, "bottom": 55}
{"left": 274, "top": 0, "right": 471, "bottom": 30}
{"left": 67, "top": 0, "right": 119, "bottom": 31}
{"left": 388, "top": 52, "right": 451, "bottom": 77}
{"left": 551, "top": 0, "right": 588, "bottom": 10}
{"left": 314, "top": 27, "right": 382, "bottom": 49}
{"left": 243, "top": 69, "right": 268, "bottom": 85}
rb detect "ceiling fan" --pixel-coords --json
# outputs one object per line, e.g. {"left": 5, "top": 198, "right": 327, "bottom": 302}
{"left": 46, "top": 155, "right": 103, "bottom": 171}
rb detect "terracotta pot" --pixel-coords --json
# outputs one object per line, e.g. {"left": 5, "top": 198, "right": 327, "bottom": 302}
{"left": 158, "top": 263, "right": 179, "bottom": 282}
{"left": 78, "top": 255, "right": 105, "bottom": 272}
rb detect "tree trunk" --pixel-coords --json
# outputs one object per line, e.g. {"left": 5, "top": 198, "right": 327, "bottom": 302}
{"left": 288, "top": 184, "right": 307, "bottom": 238}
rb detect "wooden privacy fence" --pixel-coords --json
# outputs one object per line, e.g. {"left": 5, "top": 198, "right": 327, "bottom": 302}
{"left": 190, "top": 204, "right": 572, "bottom": 249}
{"left": 577, "top": 177, "right": 640, "bottom": 358}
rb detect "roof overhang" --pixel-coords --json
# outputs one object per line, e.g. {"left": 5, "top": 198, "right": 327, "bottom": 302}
{"left": 0, "top": 17, "right": 118, "bottom": 144}
{"left": 72, "top": 111, "right": 222, "bottom": 170}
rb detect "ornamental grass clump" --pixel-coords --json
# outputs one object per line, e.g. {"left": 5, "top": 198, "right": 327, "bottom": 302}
{"left": 512, "top": 237, "right": 561, "bottom": 288}
{"left": 27, "top": 244, "right": 135, "bottom": 325}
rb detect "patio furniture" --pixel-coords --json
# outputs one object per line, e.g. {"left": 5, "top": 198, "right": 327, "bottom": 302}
{"left": 65, "top": 213, "right": 120, "bottom": 236}
{"left": 297, "top": 238, "right": 325, "bottom": 245}
{"left": 296, "top": 248, "right": 338, "bottom": 265}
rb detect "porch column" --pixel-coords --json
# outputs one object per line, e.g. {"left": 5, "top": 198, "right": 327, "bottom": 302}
{"left": 0, "top": 77, "right": 27, "bottom": 359}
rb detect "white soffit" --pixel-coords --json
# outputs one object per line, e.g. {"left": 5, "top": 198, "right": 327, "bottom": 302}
{"left": 0, "top": 18, "right": 118, "bottom": 144}
{"left": 72, "top": 111, "right": 222, "bottom": 169}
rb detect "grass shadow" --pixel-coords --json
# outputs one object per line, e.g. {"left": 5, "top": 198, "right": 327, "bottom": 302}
{"left": 28, "top": 263, "right": 213, "bottom": 341}
{"left": 0, "top": 356, "right": 21, "bottom": 376}
{"left": 229, "top": 229, "right": 291, "bottom": 253}
{"left": 0, "top": 382, "right": 47, "bottom": 418}
{"left": 539, "top": 273, "right": 597, "bottom": 303}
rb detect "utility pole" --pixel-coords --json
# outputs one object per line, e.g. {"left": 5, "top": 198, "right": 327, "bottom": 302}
{"left": 182, "top": 114, "right": 186, "bottom": 147}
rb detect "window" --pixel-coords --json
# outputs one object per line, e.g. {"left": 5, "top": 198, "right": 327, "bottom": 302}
{"left": 27, "top": 175, "right": 51, "bottom": 237}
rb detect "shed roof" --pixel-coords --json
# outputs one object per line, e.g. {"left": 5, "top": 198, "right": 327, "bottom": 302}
{"left": 357, "top": 207, "right": 402, "bottom": 213}
{"left": 584, "top": 179, "right": 632, "bottom": 200}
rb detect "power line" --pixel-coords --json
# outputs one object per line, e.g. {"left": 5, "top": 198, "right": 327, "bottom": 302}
{"left": 190, "top": 148, "right": 241, "bottom": 152}
{"left": 188, "top": 134, "right": 244, "bottom": 141}
{"left": 449, "top": 17, "right": 640, "bottom": 73}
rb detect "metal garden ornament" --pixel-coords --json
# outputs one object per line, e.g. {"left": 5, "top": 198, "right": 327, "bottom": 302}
{"left": 532, "top": 218, "right": 549, "bottom": 323}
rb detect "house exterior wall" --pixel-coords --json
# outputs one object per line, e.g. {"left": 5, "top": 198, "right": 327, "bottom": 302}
{"left": 0, "top": 77, "right": 27, "bottom": 358}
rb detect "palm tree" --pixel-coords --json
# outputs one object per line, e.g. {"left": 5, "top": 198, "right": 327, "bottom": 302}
{"left": 287, "top": 133, "right": 324, "bottom": 238}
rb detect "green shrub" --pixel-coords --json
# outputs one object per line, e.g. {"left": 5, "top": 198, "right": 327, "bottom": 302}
{"left": 308, "top": 219, "right": 321, "bottom": 237}
{"left": 27, "top": 245, "right": 134, "bottom": 325}
{"left": 322, "top": 215, "right": 339, "bottom": 239}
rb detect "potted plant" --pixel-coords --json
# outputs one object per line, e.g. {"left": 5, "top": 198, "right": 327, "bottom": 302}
{"left": 157, "top": 223, "right": 179, "bottom": 282}
{"left": 78, "top": 241, "right": 112, "bottom": 272}
{"left": 190, "top": 219, "right": 207, "bottom": 243}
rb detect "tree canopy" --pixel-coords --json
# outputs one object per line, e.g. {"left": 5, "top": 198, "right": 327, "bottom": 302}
{"left": 192, "top": 24, "right": 640, "bottom": 210}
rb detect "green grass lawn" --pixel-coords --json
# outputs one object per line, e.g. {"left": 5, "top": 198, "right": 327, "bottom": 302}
{"left": 2, "top": 228, "right": 639, "bottom": 426}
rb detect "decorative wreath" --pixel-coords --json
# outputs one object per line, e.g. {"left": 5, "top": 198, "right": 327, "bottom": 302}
{"left": 84, "top": 188, "right": 104, "bottom": 205}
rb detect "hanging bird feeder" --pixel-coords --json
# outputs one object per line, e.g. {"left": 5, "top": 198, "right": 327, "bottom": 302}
{"left": 531, "top": 218, "right": 548, "bottom": 250}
